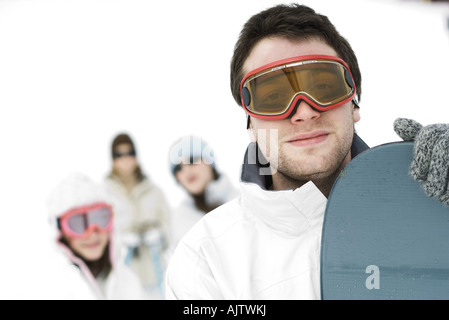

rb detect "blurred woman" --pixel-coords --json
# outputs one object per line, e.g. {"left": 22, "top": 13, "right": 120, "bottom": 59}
{"left": 104, "top": 133, "right": 170, "bottom": 299}
{"left": 168, "top": 135, "right": 239, "bottom": 248}
{"left": 47, "top": 172, "right": 148, "bottom": 300}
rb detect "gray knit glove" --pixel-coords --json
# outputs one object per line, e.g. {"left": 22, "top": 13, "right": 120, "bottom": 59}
{"left": 394, "top": 118, "right": 449, "bottom": 205}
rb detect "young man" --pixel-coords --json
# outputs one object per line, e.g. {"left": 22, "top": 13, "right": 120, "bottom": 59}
{"left": 164, "top": 3, "right": 449, "bottom": 300}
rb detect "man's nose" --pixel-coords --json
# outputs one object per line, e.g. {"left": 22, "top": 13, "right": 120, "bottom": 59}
{"left": 288, "top": 100, "right": 321, "bottom": 123}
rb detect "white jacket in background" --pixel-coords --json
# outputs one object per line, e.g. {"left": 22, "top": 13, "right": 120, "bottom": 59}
{"left": 104, "top": 174, "right": 171, "bottom": 295}
{"left": 47, "top": 172, "right": 149, "bottom": 300}
{"left": 169, "top": 173, "right": 240, "bottom": 248}
{"left": 51, "top": 237, "right": 149, "bottom": 300}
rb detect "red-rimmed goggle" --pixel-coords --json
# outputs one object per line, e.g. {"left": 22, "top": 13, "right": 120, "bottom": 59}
{"left": 58, "top": 203, "right": 113, "bottom": 238}
{"left": 240, "top": 55, "right": 358, "bottom": 120}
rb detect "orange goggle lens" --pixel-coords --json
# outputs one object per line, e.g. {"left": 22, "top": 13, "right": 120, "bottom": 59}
{"left": 240, "top": 55, "right": 357, "bottom": 119}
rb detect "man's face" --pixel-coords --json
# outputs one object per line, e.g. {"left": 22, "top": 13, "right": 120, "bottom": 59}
{"left": 243, "top": 37, "right": 361, "bottom": 185}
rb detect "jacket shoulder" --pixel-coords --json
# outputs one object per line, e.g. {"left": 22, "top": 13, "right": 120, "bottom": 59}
{"left": 164, "top": 197, "right": 250, "bottom": 300}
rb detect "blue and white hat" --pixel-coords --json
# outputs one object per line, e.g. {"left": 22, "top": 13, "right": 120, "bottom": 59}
{"left": 169, "top": 135, "right": 216, "bottom": 175}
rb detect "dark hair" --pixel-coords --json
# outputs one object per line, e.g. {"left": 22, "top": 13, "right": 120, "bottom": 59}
{"left": 191, "top": 167, "right": 221, "bottom": 214}
{"left": 230, "top": 3, "right": 361, "bottom": 107}
{"left": 110, "top": 133, "right": 145, "bottom": 181}
{"left": 111, "top": 133, "right": 136, "bottom": 158}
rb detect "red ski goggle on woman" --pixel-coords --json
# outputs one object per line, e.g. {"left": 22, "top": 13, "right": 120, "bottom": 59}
{"left": 240, "top": 55, "right": 357, "bottom": 120}
{"left": 58, "top": 203, "right": 113, "bottom": 238}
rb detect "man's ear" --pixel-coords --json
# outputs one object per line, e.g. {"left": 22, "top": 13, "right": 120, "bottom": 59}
{"left": 353, "top": 106, "right": 361, "bottom": 123}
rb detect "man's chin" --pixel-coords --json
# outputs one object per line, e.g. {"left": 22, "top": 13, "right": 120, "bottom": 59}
{"left": 275, "top": 156, "right": 340, "bottom": 181}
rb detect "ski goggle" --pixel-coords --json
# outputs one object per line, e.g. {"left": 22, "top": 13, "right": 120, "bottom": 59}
{"left": 58, "top": 203, "right": 113, "bottom": 238}
{"left": 113, "top": 150, "right": 136, "bottom": 159}
{"left": 240, "top": 55, "right": 357, "bottom": 120}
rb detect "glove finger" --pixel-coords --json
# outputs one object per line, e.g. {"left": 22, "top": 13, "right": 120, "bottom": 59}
{"left": 410, "top": 124, "right": 449, "bottom": 181}
{"left": 393, "top": 118, "right": 423, "bottom": 142}
{"left": 420, "top": 130, "right": 449, "bottom": 198}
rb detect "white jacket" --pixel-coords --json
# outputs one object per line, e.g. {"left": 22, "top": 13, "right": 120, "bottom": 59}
{"left": 104, "top": 174, "right": 171, "bottom": 293}
{"left": 164, "top": 135, "right": 369, "bottom": 300}
{"left": 51, "top": 236, "right": 150, "bottom": 300}
{"left": 169, "top": 173, "right": 240, "bottom": 248}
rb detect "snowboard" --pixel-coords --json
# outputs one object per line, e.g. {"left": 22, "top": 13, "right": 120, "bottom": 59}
{"left": 321, "top": 142, "right": 449, "bottom": 300}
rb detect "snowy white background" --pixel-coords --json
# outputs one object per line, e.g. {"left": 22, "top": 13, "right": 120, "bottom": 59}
{"left": 0, "top": 0, "right": 448, "bottom": 299}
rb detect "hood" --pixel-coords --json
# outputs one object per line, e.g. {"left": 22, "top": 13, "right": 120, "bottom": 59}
{"left": 47, "top": 172, "right": 115, "bottom": 222}
{"left": 46, "top": 172, "right": 119, "bottom": 298}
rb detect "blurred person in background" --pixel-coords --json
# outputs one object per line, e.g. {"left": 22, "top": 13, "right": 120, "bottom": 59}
{"left": 47, "top": 172, "right": 148, "bottom": 300}
{"left": 104, "top": 133, "right": 171, "bottom": 299}
{"left": 168, "top": 135, "right": 239, "bottom": 248}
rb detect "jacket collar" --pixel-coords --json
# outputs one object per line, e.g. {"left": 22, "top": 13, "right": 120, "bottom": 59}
{"left": 240, "top": 181, "right": 327, "bottom": 237}
{"left": 238, "top": 134, "right": 369, "bottom": 237}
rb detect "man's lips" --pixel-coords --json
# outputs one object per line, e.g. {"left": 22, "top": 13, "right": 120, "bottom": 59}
{"left": 286, "top": 130, "right": 329, "bottom": 146}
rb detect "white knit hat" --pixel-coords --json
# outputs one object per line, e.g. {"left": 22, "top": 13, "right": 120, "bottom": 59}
{"left": 168, "top": 135, "right": 216, "bottom": 175}
{"left": 47, "top": 172, "right": 113, "bottom": 222}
